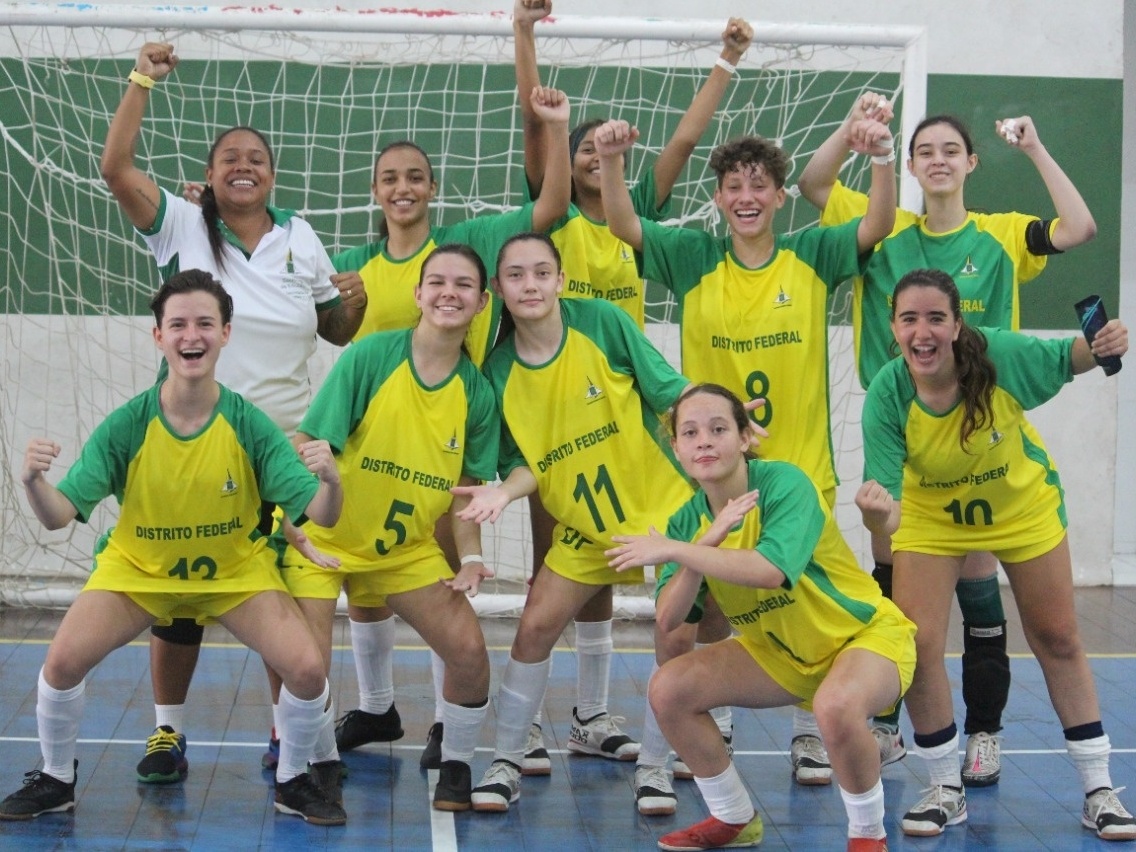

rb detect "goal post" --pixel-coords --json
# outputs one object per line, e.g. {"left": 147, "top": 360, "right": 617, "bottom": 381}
{"left": 0, "top": 3, "right": 927, "bottom": 616}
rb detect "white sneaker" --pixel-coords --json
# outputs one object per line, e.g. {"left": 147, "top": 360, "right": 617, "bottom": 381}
{"left": 674, "top": 729, "right": 733, "bottom": 781}
{"left": 790, "top": 735, "right": 832, "bottom": 786}
{"left": 960, "top": 732, "right": 1000, "bottom": 787}
{"left": 901, "top": 785, "right": 967, "bottom": 836}
{"left": 567, "top": 707, "right": 638, "bottom": 760}
{"left": 871, "top": 724, "right": 907, "bottom": 768}
{"left": 521, "top": 723, "right": 551, "bottom": 776}
{"left": 634, "top": 765, "right": 677, "bottom": 816}
{"left": 1083, "top": 786, "right": 1136, "bottom": 841}
{"left": 471, "top": 760, "right": 521, "bottom": 813}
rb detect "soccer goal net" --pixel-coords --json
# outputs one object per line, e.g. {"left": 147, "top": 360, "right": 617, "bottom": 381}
{"left": 0, "top": 3, "right": 926, "bottom": 615}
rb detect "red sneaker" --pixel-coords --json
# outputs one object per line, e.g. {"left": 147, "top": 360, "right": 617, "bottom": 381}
{"left": 657, "top": 813, "right": 764, "bottom": 851}
{"left": 847, "top": 838, "right": 889, "bottom": 852}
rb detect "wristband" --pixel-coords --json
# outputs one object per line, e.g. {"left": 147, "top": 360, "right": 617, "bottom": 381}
{"left": 871, "top": 139, "right": 896, "bottom": 166}
{"left": 715, "top": 57, "right": 737, "bottom": 75}
{"left": 460, "top": 554, "right": 484, "bottom": 566}
{"left": 128, "top": 69, "right": 156, "bottom": 89}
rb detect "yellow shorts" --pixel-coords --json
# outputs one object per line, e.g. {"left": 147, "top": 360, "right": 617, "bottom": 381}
{"left": 281, "top": 537, "right": 451, "bottom": 606}
{"left": 114, "top": 589, "right": 264, "bottom": 626}
{"left": 545, "top": 522, "right": 643, "bottom": 586}
{"left": 736, "top": 599, "right": 916, "bottom": 712}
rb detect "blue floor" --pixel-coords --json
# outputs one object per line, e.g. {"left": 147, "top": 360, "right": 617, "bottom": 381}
{"left": 0, "top": 602, "right": 1134, "bottom": 850}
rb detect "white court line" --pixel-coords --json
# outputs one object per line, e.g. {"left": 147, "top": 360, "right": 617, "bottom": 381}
{"left": 426, "top": 768, "right": 458, "bottom": 852}
{"left": 2, "top": 737, "right": 1136, "bottom": 756}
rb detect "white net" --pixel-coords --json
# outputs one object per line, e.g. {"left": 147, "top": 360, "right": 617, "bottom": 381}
{"left": 0, "top": 5, "right": 924, "bottom": 613}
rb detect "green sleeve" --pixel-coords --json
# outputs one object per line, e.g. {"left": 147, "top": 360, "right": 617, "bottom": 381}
{"left": 655, "top": 499, "right": 710, "bottom": 623}
{"left": 751, "top": 461, "right": 824, "bottom": 588}
{"left": 630, "top": 169, "right": 671, "bottom": 221}
{"left": 637, "top": 219, "right": 726, "bottom": 299}
{"left": 861, "top": 362, "right": 911, "bottom": 499}
{"left": 57, "top": 395, "right": 150, "bottom": 522}
{"left": 332, "top": 241, "right": 383, "bottom": 274}
{"left": 459, "top": 361, "right": 501, "bottom": 483}
{"left": 782, "top": 219, "right": 865, "bottom": 293}
{"left": 438, "top": 204, "right": 537, "bottom": 269}
{"left": 982, "top": 327, "right": 1075, "bottom": 409}
{"left": 567, "top": 299, "right": 689, "bottom": 415}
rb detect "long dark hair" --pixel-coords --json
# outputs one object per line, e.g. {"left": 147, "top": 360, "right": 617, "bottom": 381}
{"left": 491, "top": 232, "right": 562, "bottom": 350}
{"left": 669, "top": 383, "right": 758, "bottom": 462}
{"left": 200, "top": 126, "right": 276, "bottom": 272}
{"left": 373, "top": 140, "right": 435, "bottom": 241}
{"left": 892, "top": 268, "right": 996, "bottom": 451}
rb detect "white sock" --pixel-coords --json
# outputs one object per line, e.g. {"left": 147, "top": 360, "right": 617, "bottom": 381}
{"left": 37, "top": 668, "right": 83, "bottom": 783}
{"left": 792, "top": 706, "right": 821, "bottom": 738}
{"left": 693, "top": 762, "right": 755, "bottom": 824}
{"left": 494, "top": 657, "right": 552, "bottom": 766}
{"left": 276, "top": 681, "right": 329, "bottom": 784}
{"left": 431, "top": 650, "right": 445, "bottom": 723}
{"left": 440, "top": 699, "right": 488, "bottom": 765}
{"left": 531, "top": 656, "right": 551, "bottom": 728}
{"left": 1067, "top": 734, "right": 1112, "bottom": 795}
{"left": 914, "top": 733, "right": 962, "bottom": 788}
{"left": 710, "top": 705, "right": 733, "bottom": 738}
{"left": 271, "top": 702, "right": 281, "bottom": 741}
{"left": 349, "top": 617, "right": 395, "bottom": 715}
{"left": 311, "top": 698, "right": 339, "bottom": 764}
{"left": 574, "top": 619, "right": 613, "bottom": 719}
{"left": 638, "top": 663, "right": 670, "bottom": 767}
{"left": 154, "top": 703, "right": 186, "bottom": 733}
{"left": 841, "top": 780, "right": 886, "bottom": 839}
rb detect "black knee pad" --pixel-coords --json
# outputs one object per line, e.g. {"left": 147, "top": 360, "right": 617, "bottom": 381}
{"left": 151, "top": 617, "right": 205, "bottom": 646}
{"left": 961, "top": 631, "right": 1011, "bottom": 734}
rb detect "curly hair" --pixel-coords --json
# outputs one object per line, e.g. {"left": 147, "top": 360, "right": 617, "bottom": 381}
{"left": 708, "top": 136, "right": 789, "bottom": 189}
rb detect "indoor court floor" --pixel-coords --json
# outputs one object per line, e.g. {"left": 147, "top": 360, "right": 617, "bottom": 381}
{"left": 0, "top": 586, "right": 1134, "bottom": 850}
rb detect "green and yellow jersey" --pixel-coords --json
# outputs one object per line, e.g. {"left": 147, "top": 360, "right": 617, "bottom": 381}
{"left": 546, "top": 171, "right": 669, "bottom": 328}
{"left": 863, "top": 327, "right": 1074, "bottom": 556}
{"left": 638, "top": 218, "right": 865, "bottom": 498}
{"left": 482, "top": 298, "right": 691, "bottom": 583}
{"left": 288, "top": 328, "right": 499, "bottom": 569}
{"left": 333, "top": 206, "right": 536, "bottom": 365}
{"left": 58, "top": 383, "right": 318, "bottom": 593}
{"left": 822, "top": 181, "right": 1052, "bottom": 388}
{"left": 657, "top": 458, "right": 913, "bottom": 696}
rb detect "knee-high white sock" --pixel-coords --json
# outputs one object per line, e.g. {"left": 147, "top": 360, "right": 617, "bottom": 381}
{"left": 792, "top": 706, "right": 821, "bottom": 738}
{"left": 153, "top": 703, "right": 186, "bottom": 733}
{"left": 350, "top": 617, "right": 395, "bottom": 715}
{"left": 37, "top": 668, "right": 84, "bottom": 782}
{"left": 575, "top": 619, "right": 613, "bottom": 719}
{"left": 531, "top": 655, "right": 551, "bottom": 728}
{"left": 311, "top": 698, "right": 339, "bottom": 764}
{"left": 841, "top": 779, "right": 886, "bottom": 839}
{"left": 1067, "top": 734, "right": 1112, "bottom": 795}
{"left": 440, "top": 699, "right": 488, "bottom": 766}
{"left": 638, "top": 664, "right": 670, "bottom": 767}
{"left": 494, "top": 657, "right": 552, "bottom": 766}
{"left": 694, "top": 762, "right": 755, "bottom": 824}
{"left": 431, "top": 650, "right": 445, "bottom": 723}
{"left": 276, "top": 680, "right": 330, "bottom": 784}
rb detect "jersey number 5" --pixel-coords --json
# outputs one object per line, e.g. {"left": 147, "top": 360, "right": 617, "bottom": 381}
{"left": 375, "top": 499, "right": 415, "bottom": 555}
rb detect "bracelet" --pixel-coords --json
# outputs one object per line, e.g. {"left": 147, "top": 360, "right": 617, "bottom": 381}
{"left": 459, "top": 554, "right": 484, "bottom": 566}
{"left": 128, "top": 69, "right": 156, "bottom": 89}
{"left": 715, "top": 57, "right": 737, "bottom": 75}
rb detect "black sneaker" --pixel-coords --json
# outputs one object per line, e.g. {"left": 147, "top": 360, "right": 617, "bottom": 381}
{"left": 0, "top": 761, "right": 77, "bottom": 820}
{"left": 420, "top": 722, "right": 443, "bottom": 770}
{"left": 273, "top": 772, "right": 347, "bottom": 826}
{"left": 309, "top": 759, "right": 345, "bottom": 806}
{"left": 432, "top": 760, "right": 471, "bottom": 812}
{"left": 136, "top": 725, "right": 188, "bottom": 784}
{"left": 334, "top": 706, "right": 404, "bottom": 752}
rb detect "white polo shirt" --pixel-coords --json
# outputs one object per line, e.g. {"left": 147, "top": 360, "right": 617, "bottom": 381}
{"left": 141, "top": 189, "right": 339, "bottom": 434}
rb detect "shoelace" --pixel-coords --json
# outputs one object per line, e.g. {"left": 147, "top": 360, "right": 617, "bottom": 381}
{"left": 1089, "top": 787, "right": 1133, "bottom": 820}
{"left": 144, "top": 730, "right": 182, "bottom": 756}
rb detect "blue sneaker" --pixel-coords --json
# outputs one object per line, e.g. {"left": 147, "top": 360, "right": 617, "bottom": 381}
{"left": 262, "top": 728, "right": 280, "bottom": 771}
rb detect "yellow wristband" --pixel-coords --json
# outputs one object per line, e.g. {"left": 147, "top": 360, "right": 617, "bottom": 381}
{"left": 128, "top": 69, "right": 155, "bottom": 89}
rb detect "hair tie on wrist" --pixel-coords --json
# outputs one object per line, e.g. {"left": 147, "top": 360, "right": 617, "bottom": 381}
{"left": 129, "top": 69, "right": 156, "bottom": 89}
{"left": 715, "top": 57, "right": 737, "bottom": 75}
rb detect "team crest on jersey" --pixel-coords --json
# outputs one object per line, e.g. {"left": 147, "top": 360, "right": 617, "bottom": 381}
{"left": 959, "top": 255, "right": 979, "bottom": 276}
{"left": 620, "top": 246, "right": 633, "bottom": 262}
{"left": 220, "top": 470, "right": 238, "bottom": 496}
{"left": 583, "top": 376, "right": 605, "bottom": 404}
{"left": 988, "top": 428, "right": 1003, "bottom": 448}
{"left": 773, "top": 287, "right": 792, "bottom": 309}
{"left": 444, "top": 431, "right": 461, "bottom": 455}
